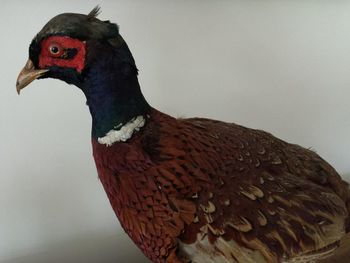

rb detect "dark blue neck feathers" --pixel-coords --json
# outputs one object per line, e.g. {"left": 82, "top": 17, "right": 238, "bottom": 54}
{"left": 80, "top": 40, "right": 150, "bottom": 138}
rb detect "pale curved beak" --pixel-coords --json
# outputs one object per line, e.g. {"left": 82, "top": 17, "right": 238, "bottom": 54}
{"left": 16, "top": 59, "right": 49, "bottom": 94}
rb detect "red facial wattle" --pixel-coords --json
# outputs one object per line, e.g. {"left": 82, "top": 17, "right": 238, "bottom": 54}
{"left": 39, "top": 36, "right": 86, "bottom": 73}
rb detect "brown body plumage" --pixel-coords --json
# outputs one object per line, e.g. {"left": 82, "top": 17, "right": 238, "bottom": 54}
{"left": 92, "top": 109, "right": 350, "bottom": 263}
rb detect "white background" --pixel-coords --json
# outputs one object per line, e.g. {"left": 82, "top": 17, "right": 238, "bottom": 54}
{"left": 1, "top": 1, "right": 350, "bottom": 262}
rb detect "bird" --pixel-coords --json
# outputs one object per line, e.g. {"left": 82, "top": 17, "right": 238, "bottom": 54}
{"left": 16, "top": 6, "right": 350, "bottom": 263}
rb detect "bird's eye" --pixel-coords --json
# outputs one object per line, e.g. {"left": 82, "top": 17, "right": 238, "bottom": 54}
{"left": 50, "top": 46, "right": 59, "bottom": 54}
{"left": 48, "top": 44, "right": 63, "bottom": 57}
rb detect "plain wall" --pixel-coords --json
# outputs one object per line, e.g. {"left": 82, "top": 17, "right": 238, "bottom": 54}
{"left": 1, "top": 0, "right": 350, "bottom": 262}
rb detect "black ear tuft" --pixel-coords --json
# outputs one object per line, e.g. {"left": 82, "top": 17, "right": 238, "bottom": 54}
{"left": 87, "top": 5, "right": 101, "bottom": 21}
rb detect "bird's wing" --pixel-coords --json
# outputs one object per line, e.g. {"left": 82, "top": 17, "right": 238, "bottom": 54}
{"left": 133, "top": 113, "right": 349, "bottom": 262}
{"left": 171, "top": 117, "right": 349, "bottom": 263}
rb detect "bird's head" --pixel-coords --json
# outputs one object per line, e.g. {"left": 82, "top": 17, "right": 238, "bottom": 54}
{"left": 16, "top": 7, "right": 149, "bottom": 139}
{"left": 16, "top": 6, "right": 136, "bottom": 94}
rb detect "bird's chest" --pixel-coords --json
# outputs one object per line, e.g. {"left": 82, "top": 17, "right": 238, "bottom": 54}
{"left": 92, "top": 139, "right": 155, "bottom": 226}
{"left": 91, "top": 139, "right": 183, "bottom": 262}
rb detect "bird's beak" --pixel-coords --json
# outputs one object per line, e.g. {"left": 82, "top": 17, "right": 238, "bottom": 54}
{"left": 16, "top": 59, "right": 49, "bottom": 94}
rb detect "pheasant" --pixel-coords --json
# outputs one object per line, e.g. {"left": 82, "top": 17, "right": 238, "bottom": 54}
{"left": 16, "top": 7, "right": 350, "bottom": 263}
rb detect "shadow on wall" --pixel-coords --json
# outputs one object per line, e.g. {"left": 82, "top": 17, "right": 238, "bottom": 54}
{"left": 344, "top": 174, "right": 350, "bottom": 182}
{"left": 1, "top": 231, "right": 150, "bottom": 263}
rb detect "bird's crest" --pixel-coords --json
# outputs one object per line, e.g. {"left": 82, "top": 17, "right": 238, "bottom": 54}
{"left": 87, "top": 6, "right": 101, "bottom": 21}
